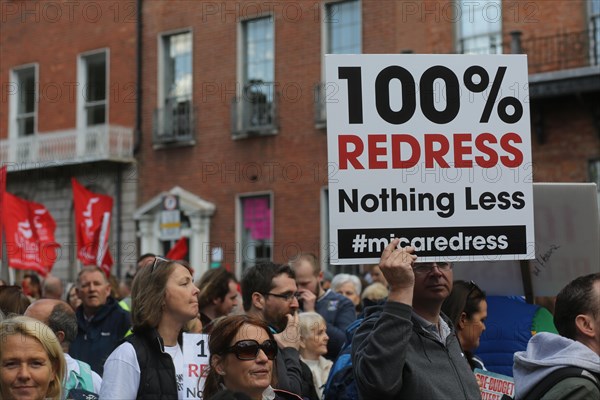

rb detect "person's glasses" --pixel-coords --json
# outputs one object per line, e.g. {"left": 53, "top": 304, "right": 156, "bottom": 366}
{"left": 264, "top": 291, "right": 301, "bottom": 302}
{"left": 412, "top": 262, "right": 452, "bottom": 274}
{"left": 223, "top": 339, "right": 278, "bottom": 360}
{"left": 151, "top": 256, "right": 170, "bottom": 273}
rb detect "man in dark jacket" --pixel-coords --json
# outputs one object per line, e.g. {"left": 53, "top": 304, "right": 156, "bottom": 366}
{"left": 70, "top": 266, "right": 131, "bottom": 376}
{"left": 352, "top": 239, "right": 481, "bottom": 399}
{"left": 290, "top": 253, "right": 356, "bottom": 359}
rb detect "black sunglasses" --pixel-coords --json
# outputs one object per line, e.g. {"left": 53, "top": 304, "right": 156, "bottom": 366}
{"left": 150, "top": 256, "right": 170, "bottom": 273}
{"left": 223, "top": 339, "right": 278, "bottom": 361}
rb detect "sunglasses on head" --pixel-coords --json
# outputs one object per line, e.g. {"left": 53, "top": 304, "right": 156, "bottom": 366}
{"left": 150, "top": 256, "right": 170, "bottom": 273}
{"left": 223, "top": 339, "right": 277, "bottom": 361}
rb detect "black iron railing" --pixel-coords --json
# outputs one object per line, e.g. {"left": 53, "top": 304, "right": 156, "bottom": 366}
{"left": 153, "top": 98, "right": 195, "bottom": 144}
{"left": 231, "top": 81, "right": 278, "bottom": 138}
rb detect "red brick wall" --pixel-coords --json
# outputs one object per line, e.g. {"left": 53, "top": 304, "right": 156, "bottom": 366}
{"left": 0, "top": 0, "right": 136, "bottom": 137}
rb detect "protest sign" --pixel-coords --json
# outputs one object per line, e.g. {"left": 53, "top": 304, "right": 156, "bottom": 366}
{"left": 453, "top": 183, "right": 599, "bottom": 296}
{"left": 475, "top": 368, "right": 515, "bottom": 400}
{"left": 326, "top": 54, "right": 534, "bottom": 264}
{"left": 183, "top": 333, "right": 210, "bottom": 400}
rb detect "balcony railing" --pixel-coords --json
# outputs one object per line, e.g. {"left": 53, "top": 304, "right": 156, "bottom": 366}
{"left": 0, "top": 124, "right": 133, "bottom": 171}
{"left": 446, "top": 24, "right": 599, "bottom": 75}
{"left": 231, "top": 81, "right": 278, "bottom": 138}
{"left": 518, "top": 26, "right": 599, "bottom": 74}
{"left": 153, "top": 98, "right": 195, "bottom": 145}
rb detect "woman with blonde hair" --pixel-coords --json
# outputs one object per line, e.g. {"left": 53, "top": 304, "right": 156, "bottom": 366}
{"left": 298, "top": 312, "right": 332, "bottom": 399}
{"left": 0, "top": 315, "right": 66, "bottom": 400}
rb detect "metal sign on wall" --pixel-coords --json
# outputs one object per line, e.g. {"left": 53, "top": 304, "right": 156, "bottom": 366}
{"left": 160, "top": 194, "right": 181, "bottom": 240}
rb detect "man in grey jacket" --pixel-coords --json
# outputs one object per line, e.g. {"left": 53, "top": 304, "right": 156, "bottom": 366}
{"left": 513, "top": 273, "right": 600, "bottom": 399}
{"left": 352, "top": 239, "right": 481, "bottom": 399}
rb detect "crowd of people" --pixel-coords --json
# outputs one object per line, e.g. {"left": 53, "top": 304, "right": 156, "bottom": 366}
{"left": 0, "top": 245, "right": 598, "bottom": 400}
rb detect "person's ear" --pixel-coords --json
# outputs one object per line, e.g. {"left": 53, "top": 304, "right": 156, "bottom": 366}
{"left": 299, "top": 338, "right": 306, "bottom": 350}
{"left": 211, "top": 355, "right": 226, "bottom": 376}
{"left": 55, "top": 330, "right": 66, "bottom": 343}
{"left": 252, "top": 292, "right": 265, "bottom": 311}
{"left": 458, "top": 312, "right": 467, "bottom": 330}
{"left": 575, "top": 314, "right": 595, "bottom": 339}
{"left": 317, "top": 271, "right": 324, "bottom": 282}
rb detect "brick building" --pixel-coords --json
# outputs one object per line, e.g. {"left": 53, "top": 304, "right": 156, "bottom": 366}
{"left": 2, "top": 0, "right": 599, "bottom": 281}
{"left": 0, "top": 0, "right": 138, "bottom": 280}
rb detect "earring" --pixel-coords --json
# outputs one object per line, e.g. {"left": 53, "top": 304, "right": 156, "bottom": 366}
{"left": 218, "top": 370, "right": 226, "bottom": 376}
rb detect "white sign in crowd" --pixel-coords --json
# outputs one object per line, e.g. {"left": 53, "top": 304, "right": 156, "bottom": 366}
{"left": 326, "top": 54, "right": 534, "bottom": 264}
{"left": 183, "top": 333, "right": 210, "bottom": 400}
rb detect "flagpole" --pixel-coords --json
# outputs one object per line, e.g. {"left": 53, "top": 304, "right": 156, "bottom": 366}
{"left": 97, "top": 212, "right": 110, "bottom": 268}
{"left": 1, "top": 225, "right": 6, "bottom": 283}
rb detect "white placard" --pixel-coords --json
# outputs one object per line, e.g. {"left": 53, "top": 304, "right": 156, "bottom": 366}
{"left": 326, "top": 54, "right": 534, "bottom": 264}
{"left": 183, "top": 333, "right": 210, "bottom": 400}
{"left": 452, "top": 183, "right": 599, "bottom": 296}
{"left": 529, "top": 183, "right": 600, "bottom": 296}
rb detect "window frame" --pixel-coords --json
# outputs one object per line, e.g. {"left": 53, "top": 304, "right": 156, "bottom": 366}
{"left": 9, "top": 63, "right": 39, "bottom": 138}
{"left": 236, "top": 192, "right": 274, "bottom": 275}
{"left": 233, "top": 14, "right": 277, "bottom": 137}
{"left": 77, "top": 48, "right": 109, "bottom": 129}
{"left": 455, "top": 0, "right": 503, "bottom": 54}
{"left": 157, "top": 28, "right": 193, "bottom": 108}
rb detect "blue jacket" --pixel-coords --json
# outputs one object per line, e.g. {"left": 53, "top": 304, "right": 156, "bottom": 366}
{"left": 476, "top": 296, "right": 557, "bottom": 377}
{"left": 71, "top": 297, "right": 131, "bottom": 376}
{"left": 315, "top": 290, "right": 356, "bottom": 359}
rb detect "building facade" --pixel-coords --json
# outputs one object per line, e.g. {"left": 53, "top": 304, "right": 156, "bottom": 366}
{"left": 0, "top": 0, "right": 138, "bottom": 280}
{"left": 2, "top": 0, "right": 599, "bottom": 281}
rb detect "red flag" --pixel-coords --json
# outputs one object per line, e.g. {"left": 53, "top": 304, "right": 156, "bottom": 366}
{"left": 72, "top": 178, "right": 114, "bottom": 276}
{"left": 3, "top": 193, "right": 59, "bottom": 276}
{"left": 166, "top": 236, "right": 188, "bottom": 260}
{"left": 30, "top": 202, "right": 60, "bottom": 269}
{"left": 0, "top": 166, "right": 6, "bottom": 248}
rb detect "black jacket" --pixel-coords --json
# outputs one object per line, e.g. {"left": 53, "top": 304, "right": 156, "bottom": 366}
{"left": 71, "top": 297, "right": 131, "bottom": 375}
{"left": 127, "top": 328, "right": 181, "bottom": 400}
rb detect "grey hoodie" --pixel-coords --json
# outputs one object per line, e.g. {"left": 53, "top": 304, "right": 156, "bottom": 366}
{"left": 513, "top": 332, "right": 600, "bottom": 399}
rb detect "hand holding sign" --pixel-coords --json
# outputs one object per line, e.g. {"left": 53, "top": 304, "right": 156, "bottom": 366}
{"left": 379, "top": 239, "right": 417, "bottom": 305}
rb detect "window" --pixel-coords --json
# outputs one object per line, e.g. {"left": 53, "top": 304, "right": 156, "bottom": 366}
{"left": 233, "top": 17, "right": 276, "bottom": 135}
{"left": 591, "top": 0, "right": 600, "bottom": 64}
{"left": 326, "top": 0, "right": 361, "bottom": 54}
{"left": 155, "top": 31, "right": 194, "bottom": 143}
{"left": 240, "top": 195, "right": 272, "bottom": 271}
{"left": 11, "top": 65, "right": 37, "bottom": 137}
{"left": 315, "top": 1, "right": 361, "bottom": 126}
{"left": 457, "top": 0, "right": 502, "bottom": 54}
{"left": 79, "top": 51, "right": 107, "bottom": 127}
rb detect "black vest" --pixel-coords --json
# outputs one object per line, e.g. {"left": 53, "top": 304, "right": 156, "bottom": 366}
{"left": 127, "top": 329, "right": 180, "bottom": 400}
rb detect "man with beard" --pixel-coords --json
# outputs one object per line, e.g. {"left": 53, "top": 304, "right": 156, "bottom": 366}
{"left": 352, "top": 239, "right": 481, "bottom": 399}
{"left": 241, "top": 262, "right": 315, "bottom": 398}
{"left": 289, "top": 253, "right": 355, "bottom": 359}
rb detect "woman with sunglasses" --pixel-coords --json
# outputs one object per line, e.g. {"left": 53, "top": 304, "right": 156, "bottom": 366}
{"left": 100, "top": 257, "right": 200, "bottom": 399}
{"left": 204, "top": 314, "right": 302, "bottom": 400}
{"left": 441, "top": 280, "right": 488, "bottom": 370}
